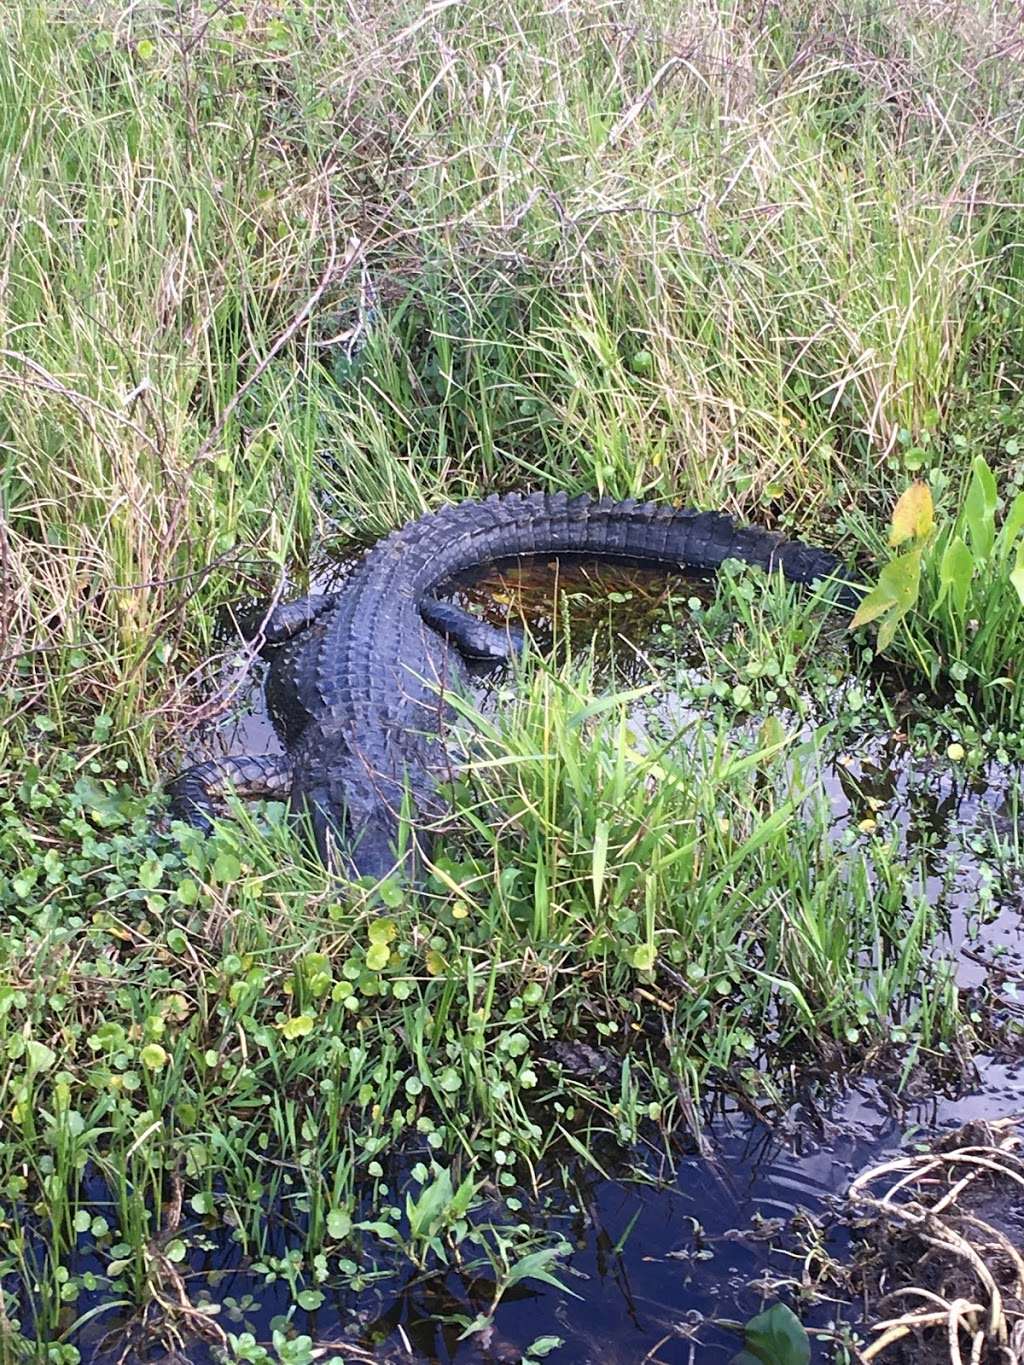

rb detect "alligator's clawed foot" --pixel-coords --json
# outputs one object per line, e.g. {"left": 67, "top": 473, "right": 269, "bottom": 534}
{"left": 420, "top": 597, "right": 527, "bottom": 663}
{"left": 167, "top": 754, "right": 294, "bottom": 832}
{"left": 227, "top": 594, "right": 340, "bottom": 647}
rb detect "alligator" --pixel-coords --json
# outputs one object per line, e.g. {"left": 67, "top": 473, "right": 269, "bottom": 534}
{"left": 168, "top": 492, "right": 853, "bottom": 880}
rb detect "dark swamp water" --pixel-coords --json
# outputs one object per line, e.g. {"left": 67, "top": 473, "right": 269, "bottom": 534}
{"left": 55, "top": 559, "right": 1024, "bottom": 1362}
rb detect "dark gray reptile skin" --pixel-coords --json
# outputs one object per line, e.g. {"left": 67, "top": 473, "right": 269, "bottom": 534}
{"left": 168, "top": 492, "right": 854, "bottom": 879}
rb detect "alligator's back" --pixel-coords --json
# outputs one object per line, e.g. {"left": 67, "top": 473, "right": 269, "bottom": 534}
{"left": 172, "top": 493, "right": 853, "bottom": 879}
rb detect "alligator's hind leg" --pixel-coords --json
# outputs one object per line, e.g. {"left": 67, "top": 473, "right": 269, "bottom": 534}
{"left": 229, "top": 595, "right": 339, "bottom": 646}
{"left": 420, "top": 597, "right": 527, "bottom": 663}
{"left": 167, "top": 754, "right": 293, "bottom": 833}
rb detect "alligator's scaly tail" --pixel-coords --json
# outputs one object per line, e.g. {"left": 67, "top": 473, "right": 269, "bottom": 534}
{"left": 393, "top": 493, "right": 857, "bottom": 606}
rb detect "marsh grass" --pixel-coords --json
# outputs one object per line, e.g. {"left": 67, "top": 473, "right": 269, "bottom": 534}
{"left": 2, "top": 0, "right": 1023, "bottom": 1354}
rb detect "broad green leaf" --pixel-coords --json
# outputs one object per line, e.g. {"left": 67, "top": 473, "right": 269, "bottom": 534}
{"left": 406, "top": 1167, "right": 453, "bottom": 1239}
{"left": 876, "top": 609, "right": 900, "bottom": 652}
{"left": 998, "top": 491, "right": 1024, "bottom": 556}
{"left": 26, "top": 1040, "right": 56, "bottom": 1073}
{"left": 368, "top": 917, "right": 397, "bottom": 945}
{"left": 280, "top": 1014, "right": 315, "bottom": 1039}
{"left": 630, "top": 944, "right": 657, "bottom": 971}
{"left": 527, "top": 1339, "right": 564, "bottom": 1360}
{"left": 731, "top": 1303, "right": 810, "bottom": 1365}
{"left": 503, "top": 1247, "right": 582, "bottom": 1299}
{"left": 936, "top": 535, "right": 974, "bottom": 615}
{"left": 356, "top": 1219, "right": 403, "bottom": 1244}
{"left": 963, "top": 456, "right": 997, "bottom": 561}
{"left": 212, "top": 852, "right": 241, "bottom": 883}
{"left": 327, "top": 1209, "right": 352, "bottom": 1240}
{"left": 1011, "top": 539, "right": 1024, "bottom": 606}
{"left": 450, "top": 1172, "right": 478, "bottom": 1220}
{"left": 876, "top": 548, "right": 922, "bottom": 610}
{"left": 137, "top": 856, "right": 163, "bottom": 890}
{"left": 852, "top": 549, "right": 921, "bottom": 652}
{"left": 849, "top": 582, "right": 897, "bottom": 630}
{"left": 140, "top": 1043, "right": 168, "bottom": 1070}
{"left": 365, "top": 943, "right": 390, "bottom": 971}
{"left": 889, "top": 481, "right": 933, "bottom": 546}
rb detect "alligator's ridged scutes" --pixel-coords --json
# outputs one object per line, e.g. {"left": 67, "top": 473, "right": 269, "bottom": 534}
{"left": 168, "top": 493, "right": 853, "bottom": 879}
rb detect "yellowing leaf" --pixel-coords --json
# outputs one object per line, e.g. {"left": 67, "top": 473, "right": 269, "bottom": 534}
{"left": 850, "top": 583, "right": 897, "bottom": 630}
{"left": 889, "top": 481, "right": 934, "bottom": 547}
{"left": 279, "top": 1014, "right": 315, "bottom": 1039}
{"left": 425, "top": 949, "right": 447, "bottom": 976}
{"left": 365, "top": 942, "right": 390, "bottom": 972}
{"left": 368, "top": 917, "right": 397, "bottom": 946}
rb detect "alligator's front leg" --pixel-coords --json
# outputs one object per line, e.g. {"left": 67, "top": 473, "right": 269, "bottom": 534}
{"left": 167, "top": 754, "right": 294, "bottom": 833}
{"left": 419, "top": 597, "right": 527, "bottom": 663}
{"left": 229, "top": 594, "right": 339, "bottom": 646}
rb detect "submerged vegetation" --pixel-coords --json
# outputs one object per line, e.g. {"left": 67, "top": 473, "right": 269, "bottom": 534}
{"left": 2, "top": 0, "right": 1023, "bottom": 1358}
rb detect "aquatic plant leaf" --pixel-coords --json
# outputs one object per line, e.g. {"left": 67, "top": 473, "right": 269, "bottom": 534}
{"left": 889, "top": 481, "right": 933, "bottom": 546}
{"left": 591, "top": 818, "right": 609, "bottom": 911}
{"left": 851, "top": 550, "right": 921, "bottom": 652}
{"left": 365, "top": 943, "right": 390, "bottom": 971}
{"left": 630, "top": 944, "right": 657, "bottom": 971}
{"left": 1011, "top": 539, "right": 1024, "bottom": 606}
{"left": 998, "top": 491, "right": 1024, "bottom": 555}
{"left": 936, "top": 535, "right": 974, "bottom": 615}
{"left": 327, "top": 1209, "right": 352, "bottom": 1239}
{"left": 963, "top": 456, "right": 997, "bottom": 561}
{"left": 406, "top": 1166, "right": 453, "bottom": 1240}
{"left": 731, "top": 1303, "right": 810, "bottom": 1365}
{"left": 25, "top": 1040, "right": 56, "bottom": 1073}
{"left": 526, "top": 1338, "right": 564, "bottom": 1358}
{"left": 849, "top": 581, "right": 897, "bottom": 629}
{"left": 356, "top": 1219, "right": 403, "bottom": 1245}
{"left": 368, "top": 916, "right": 397, "bottom": 945}
{"left": 502, "top": 1246, "right": 583, "bottom": 1299}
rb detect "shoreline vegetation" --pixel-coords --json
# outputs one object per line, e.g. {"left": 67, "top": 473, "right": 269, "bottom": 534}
{"left": 2, "top": 1, "right": 1023, "bottom": 1359}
